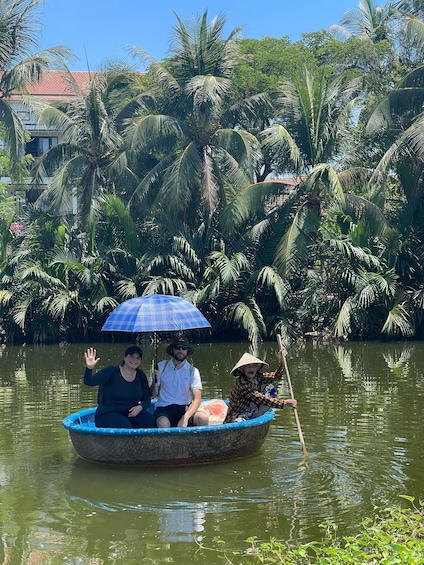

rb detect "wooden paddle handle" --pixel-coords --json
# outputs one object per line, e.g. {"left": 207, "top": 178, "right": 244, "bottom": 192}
{"left": 277, "top": 335, "right": 308, "bottom": 456}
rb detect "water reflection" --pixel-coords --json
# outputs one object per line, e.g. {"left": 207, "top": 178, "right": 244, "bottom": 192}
{"left": 65, "top": 460, "right": 210, "bottom": 542}
{"left": 64, "top": 455, "right": 278, "bottom": 515}
{"left": 67, "top": 460, "right": 208, "bottom": 542}
{"left": 61, "top": 450, "right": 300, "bottom": 560}
{"left": 0, "top": 341, "right": 423, "bottom": 564}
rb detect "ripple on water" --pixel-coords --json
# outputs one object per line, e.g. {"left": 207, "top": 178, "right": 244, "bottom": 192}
{"left": 264, "top": 421, "right": 413, "bottom": 535}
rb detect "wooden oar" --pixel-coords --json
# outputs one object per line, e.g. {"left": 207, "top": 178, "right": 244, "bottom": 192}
{"left": 277, "top": 334, "right": 308, "bottom": 456}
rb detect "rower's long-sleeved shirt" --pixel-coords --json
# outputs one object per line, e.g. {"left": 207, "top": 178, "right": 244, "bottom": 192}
{"left": 224, "top": 366, "right": 285, "bottom": 423}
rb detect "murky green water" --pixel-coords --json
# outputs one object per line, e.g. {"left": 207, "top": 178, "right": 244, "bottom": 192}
{"left": 0, "top": 340, "right": 423, "bottom": 563}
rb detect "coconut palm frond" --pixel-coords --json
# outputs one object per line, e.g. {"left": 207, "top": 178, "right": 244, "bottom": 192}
{"left": 220, "top": 180, "right": 281, "bottom": 234}
{"left": 214, "top": 128, "right": 263, "bottom": 179}
{"left": 0, "top": 98, "right": 28, "bottom": 161}
{"left": 259, "top": 124, "right": 302, "bottom": 172}
{"left": 207, "top": 250, "right": 250, "bottom": 286}
{"left": 126, "top": 114, "right": 186, "bottom": 151}
{"left": 141, "top": 277, "right": 188, "bottom": 296}
{"left": 162, "top": 142, "right": 203, "bottom": 211}
{"left": 223, "top": 299, "right": 265, "bottom": 344}
{"left": 405, "top": 14, "right": 424, "bottom": 55}
{"left": 36, "top": 155, "right": 83, "bottom": 215}
{"left": 212, "top": 149, "right": 252, "bottom": 200}
{"left": 202, "top": 147, "right": 219, "bottom": 217}
{"left": 256, "top": 266, "right": 290, "bottom": 308}
{"left": 129, "top": 152, "right": 175, "bottom": 209}
{"left": 186, "top": 74, "right": 232, "bottom": 108}
{"left": 308, "top": 163, "right": 345, "bottom": 205}
{"left": 274, "top": 205, "right": 320, "bottom": 278}
{"left": 100, "top": 194, "right": 141, "bottom": 255}
{"left": 381, "top": 303, "right": 414, "bottom": 336}
{"left": 333, "top": 297, "right": 356, "bottom": 338}
{"left": 328, "top": 238, "right": 381, "bottom": 269}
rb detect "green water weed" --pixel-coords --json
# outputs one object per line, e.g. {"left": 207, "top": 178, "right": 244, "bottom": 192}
{"left": 195, "top": 498, "right": 424, "bottom": 564}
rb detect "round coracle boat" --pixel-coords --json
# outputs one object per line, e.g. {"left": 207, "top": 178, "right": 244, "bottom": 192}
{"left": 62, "top": 399, "right": 275, "bottom": 467}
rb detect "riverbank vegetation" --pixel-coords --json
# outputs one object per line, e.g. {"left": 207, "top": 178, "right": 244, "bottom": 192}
{"left": 197, "top": 498, "right": 424, "bottom": 564}
{"left": 2, "top": 1, "right": 424, "bottom": 345}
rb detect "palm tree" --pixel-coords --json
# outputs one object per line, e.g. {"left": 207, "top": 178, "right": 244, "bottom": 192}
{"left": 331, "top": 0, "right": 398, "bottom": 43}
{"left": 113, "top": 10, "right": 277, "bottom": 342}
{"left": 398, "top": 0, "right": 424, "bottom": 20}
{"left": 29, "top": 65, "right": 139, "bottom": 229}
{"left": 0, "top": 0, "right": 71, "bottom": 167}
{"left": 125, "top": 10, "right": 267, "bottom": 229}
{"left": 241, "top": 63, "right": 414, "bottom": 340}
{"left": 396, "top": 1, "right": 424, "bottom": 54}
{"left": 330, "top": 0, "right": 402, "bottom": 98}
{"left": 258, "top": 66, "right": 362, "bottom": 278}
{"left": 0, "top": 194, "right": 143, "bottom": 343}
{"left": 364, "top": 66, "right": 424, "bottom": 337}
{"left": 0, "top": 182, "right": 16, "bottom": 264}
{"left": 331, "top": 3, "right": 424, "bottom": 338}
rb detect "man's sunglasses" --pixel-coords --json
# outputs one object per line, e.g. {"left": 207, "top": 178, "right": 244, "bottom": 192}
{"left": 173, "top": 346, "right": 188, "bottom": 351}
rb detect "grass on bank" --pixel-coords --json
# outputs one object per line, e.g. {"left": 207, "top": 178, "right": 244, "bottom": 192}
{"left": 197, "top": 496, "right": 424, "bottom": 564}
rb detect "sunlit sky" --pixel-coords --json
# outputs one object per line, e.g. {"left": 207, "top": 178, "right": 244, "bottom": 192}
{"left": 37, "top": 0, "right": 385, "bottom": 71}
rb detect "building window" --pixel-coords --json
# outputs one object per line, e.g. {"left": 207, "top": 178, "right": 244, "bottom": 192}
{"left": 25, "top": 136, "right": 58, "bottom": 158}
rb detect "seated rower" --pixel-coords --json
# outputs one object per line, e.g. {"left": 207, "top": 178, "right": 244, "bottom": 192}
{"left": 224, "top": 348, "right": 297, "bottom": 423}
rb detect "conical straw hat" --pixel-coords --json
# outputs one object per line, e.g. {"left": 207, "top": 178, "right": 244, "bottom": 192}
{"left": 231, "top": 353, "right": 269, "bottom": 375}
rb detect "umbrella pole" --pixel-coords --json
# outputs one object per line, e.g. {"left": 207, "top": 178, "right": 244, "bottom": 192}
{"left": 154, "top": 332, "right": 158, "bottom": 369}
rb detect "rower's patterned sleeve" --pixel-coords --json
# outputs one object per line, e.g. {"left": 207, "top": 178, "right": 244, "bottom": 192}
{"left": 261, "top": 365, "right": 285, "bottom": 383}
{"left": 224, "top": 366, "right": 286, "bottom": 423}
{"left": 251, "top": 387, "right": 286, "bottom": 409}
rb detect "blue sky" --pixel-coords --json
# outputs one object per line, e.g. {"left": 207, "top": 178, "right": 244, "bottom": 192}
{"left": 38, "top": 0, "right": 380, "bottom": 71}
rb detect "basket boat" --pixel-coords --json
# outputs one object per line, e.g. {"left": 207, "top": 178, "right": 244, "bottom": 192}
{"left": 62, "top": 400, "right": 275, "bottom": 467}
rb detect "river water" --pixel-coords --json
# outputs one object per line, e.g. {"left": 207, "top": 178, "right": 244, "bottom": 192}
{"left": 0, "top": 340, "right": 423, "bottom": 563}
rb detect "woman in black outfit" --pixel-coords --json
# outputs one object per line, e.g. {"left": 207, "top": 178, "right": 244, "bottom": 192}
{"left": 83, "top": 345, "right": 156, "bottom": 428}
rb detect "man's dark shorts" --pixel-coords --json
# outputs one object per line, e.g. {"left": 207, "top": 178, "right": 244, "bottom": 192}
{"left": 154, "top": 403, "right": 195, "bottom": 426}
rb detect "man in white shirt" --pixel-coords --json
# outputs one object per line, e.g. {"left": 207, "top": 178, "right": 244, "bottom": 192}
{"left": 150, "top": 335, "right": 209, "bottom": 428}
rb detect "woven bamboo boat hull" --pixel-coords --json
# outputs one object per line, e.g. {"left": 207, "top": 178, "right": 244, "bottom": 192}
{"left": 62, "top": 405, "right": 274, "bottom": 467}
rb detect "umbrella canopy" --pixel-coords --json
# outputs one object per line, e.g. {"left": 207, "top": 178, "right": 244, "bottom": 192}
{"left": 101, "top": 294, "right": 211, "bottom": 333}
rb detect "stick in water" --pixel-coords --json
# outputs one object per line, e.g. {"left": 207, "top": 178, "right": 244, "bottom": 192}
{"left": 277, "top": 334, "right": 308, "bottom": 456}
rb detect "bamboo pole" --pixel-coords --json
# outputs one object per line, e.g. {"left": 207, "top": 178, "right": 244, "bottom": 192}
{"left": 277, "top": 334, "right": 308, "bottom": 456}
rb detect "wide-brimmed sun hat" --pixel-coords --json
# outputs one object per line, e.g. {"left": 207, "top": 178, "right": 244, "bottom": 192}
{"left": 231, "top": 353, "right": 269, "bottom": 376}
{"left": 166, "top": 335, "right": 194, "bottom": 356}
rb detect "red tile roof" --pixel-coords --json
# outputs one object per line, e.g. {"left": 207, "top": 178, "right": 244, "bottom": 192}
{"left": 26, "top": 71, "right": 91, "bottom": 98}
{"left": 265, "top": 177, "right": 305, "bottom": 186}
{"left": 6, "top": 71, "right": 91, "bottom": 101}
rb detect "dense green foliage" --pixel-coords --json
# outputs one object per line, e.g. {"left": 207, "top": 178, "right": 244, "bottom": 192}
{"left": 197, "top": 498, "right": 424, "bottom": 564}
{"left": 3, "top": 1, "right": 424, "bottom": 345}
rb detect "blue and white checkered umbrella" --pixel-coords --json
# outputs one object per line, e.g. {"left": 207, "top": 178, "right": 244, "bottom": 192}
{"left": 101, "top": 294, "right": 211, "bottom": 333}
